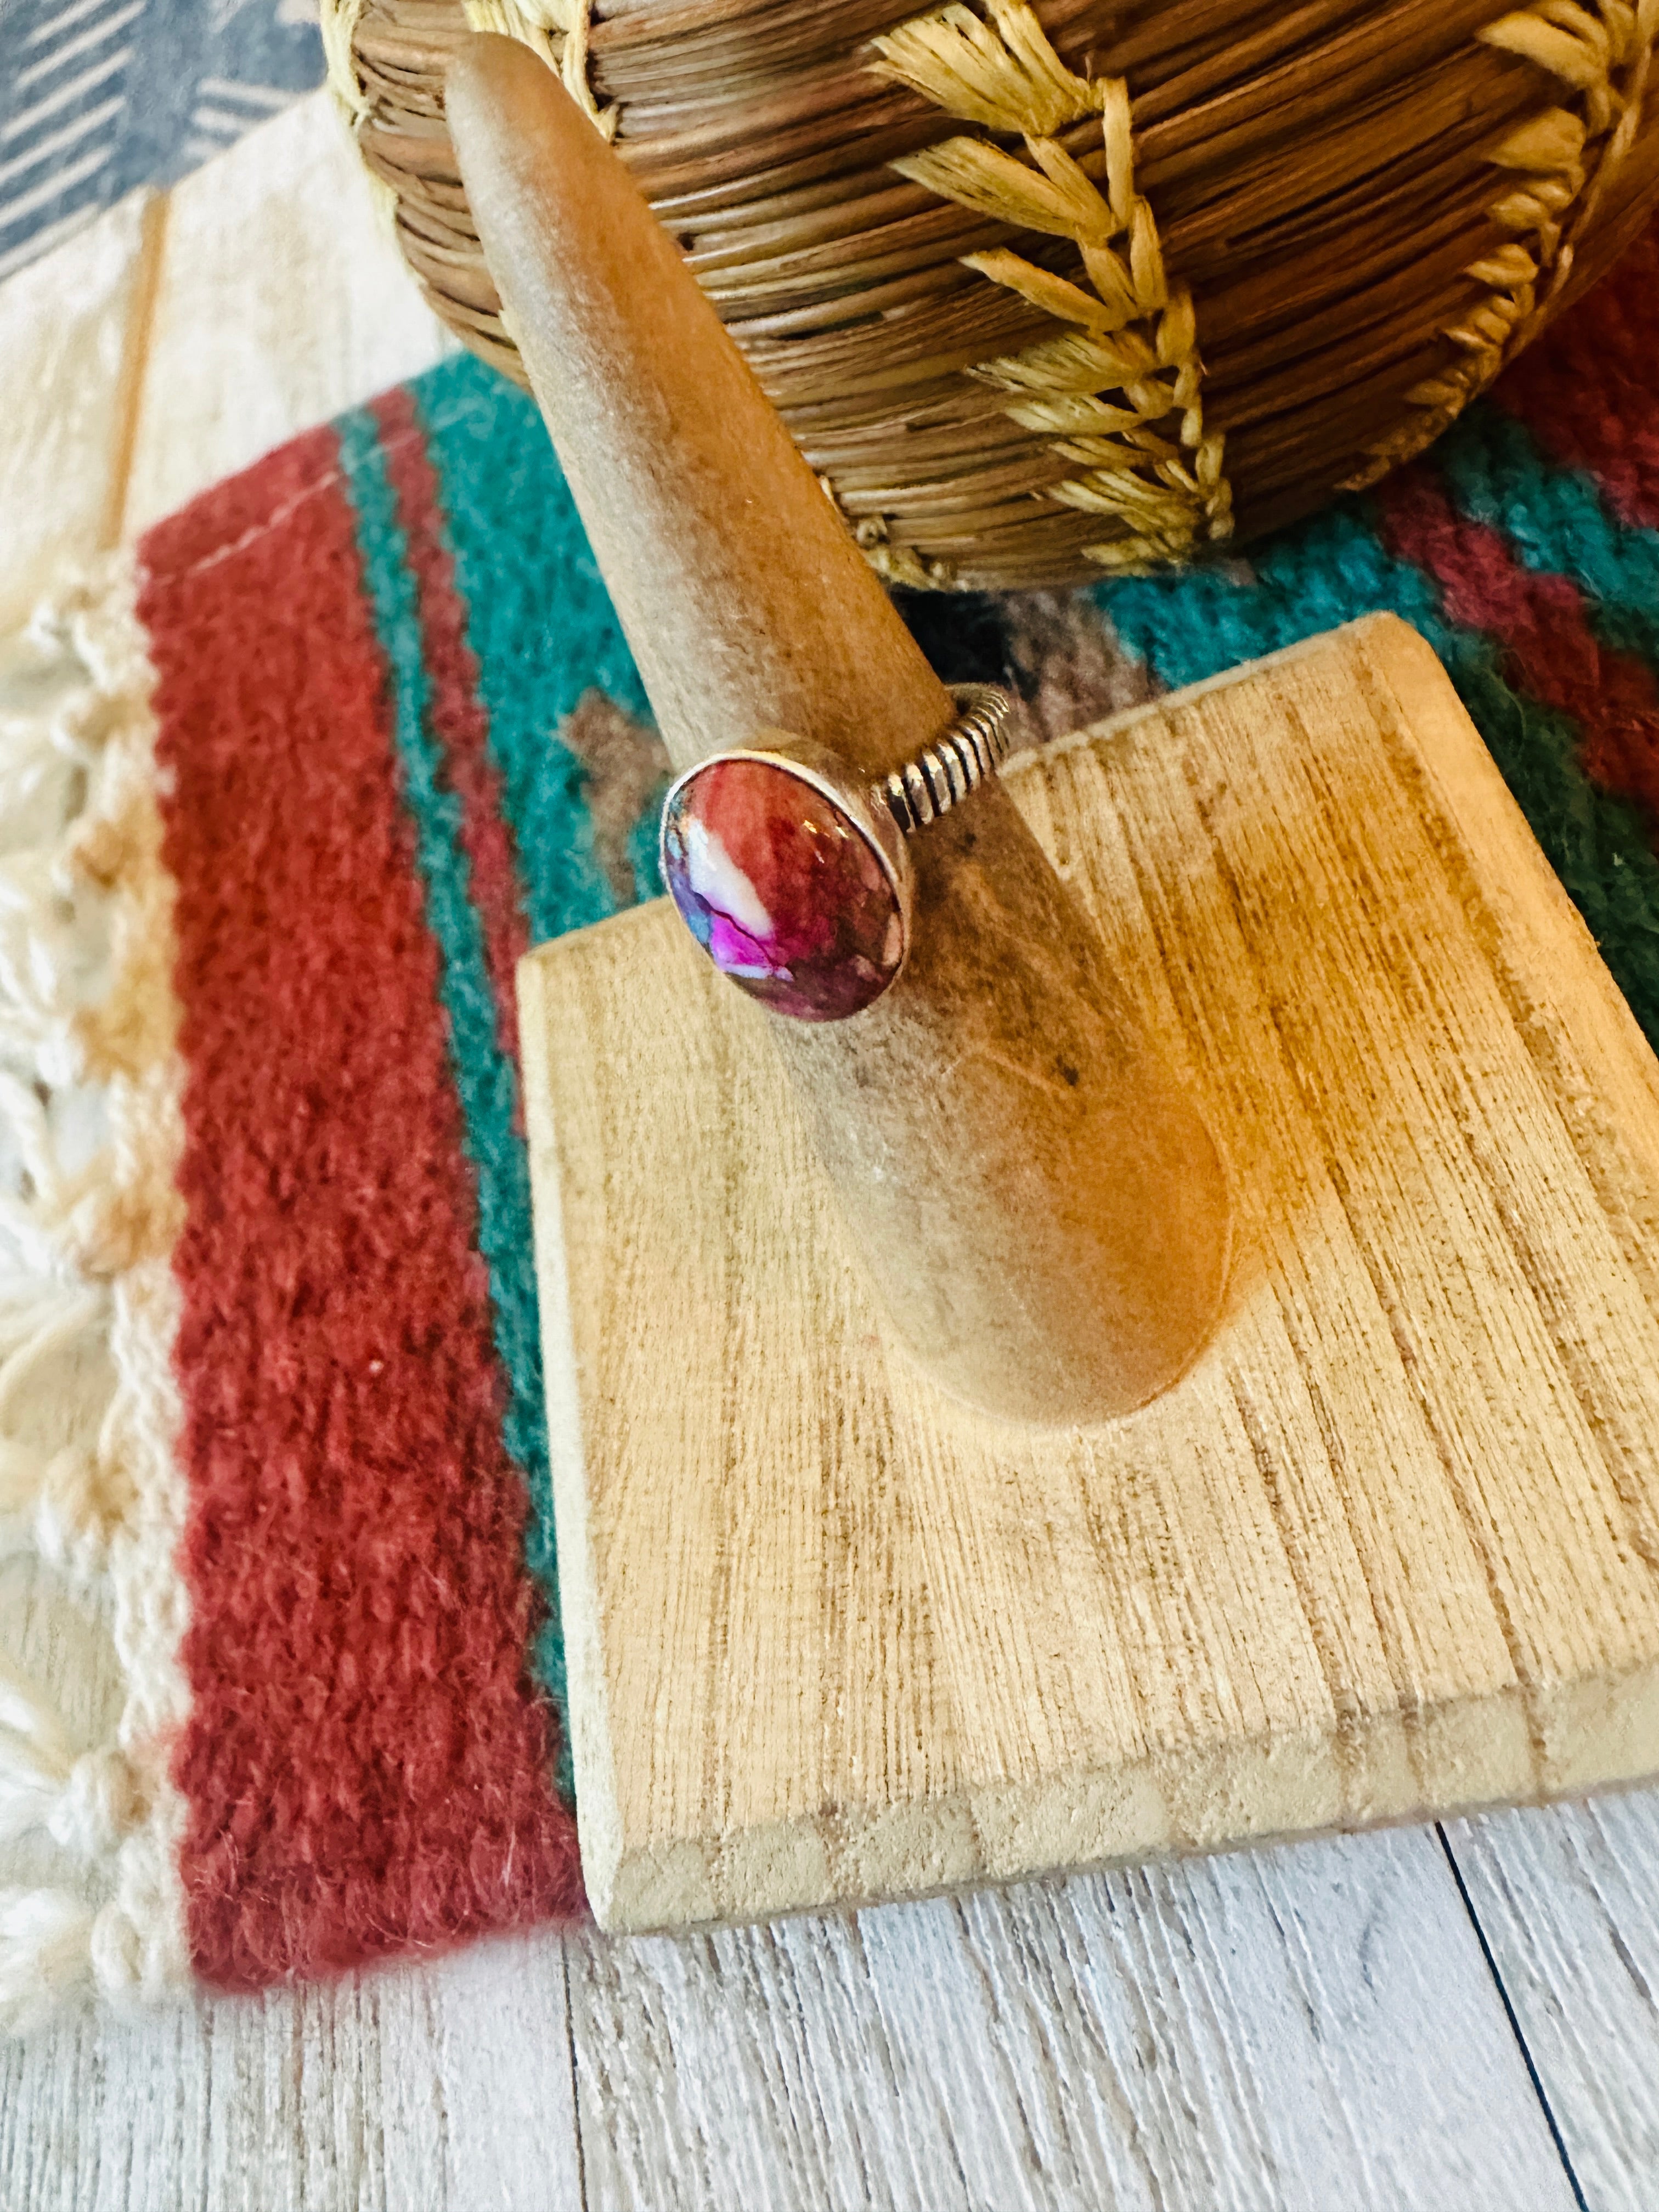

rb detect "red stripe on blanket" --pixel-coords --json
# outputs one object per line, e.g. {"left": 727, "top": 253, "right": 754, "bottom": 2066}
{"left": 1377, "top": 465, "right": 1659, "bottom": 838}
{"left": 140, "top": 432, "right": 582, "bottom": 1992}
{"left": 1493, "top": 218, "right": 1659, "bottom": 531}
{"left": 370, "top": 386, "right": 531, "bottom": 1065}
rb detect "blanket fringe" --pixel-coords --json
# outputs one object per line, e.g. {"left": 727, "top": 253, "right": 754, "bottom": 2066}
{"left": 0, "top": 559, "right": 191, "bottom": 2032}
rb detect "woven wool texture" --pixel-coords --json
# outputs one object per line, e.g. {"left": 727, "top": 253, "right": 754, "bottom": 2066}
{"left": 3, "top": 209, "right": 1658, "bottom": 2021}
{"left": 140, "top": 424, "right": 586, "bottom": 1990}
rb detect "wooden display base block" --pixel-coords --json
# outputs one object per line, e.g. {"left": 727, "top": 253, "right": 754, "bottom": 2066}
{"left": 519, "top": 614, "right": 1659, "bottom": 1934}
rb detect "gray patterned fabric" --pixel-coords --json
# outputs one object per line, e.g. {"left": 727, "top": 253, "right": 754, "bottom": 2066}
{"left": 0, "top": 0, "right": 325, "bottom": 279}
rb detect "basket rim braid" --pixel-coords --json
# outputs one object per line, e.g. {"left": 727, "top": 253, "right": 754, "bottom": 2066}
{"left": 323, "top": 0, "right": 1659, "bottom": 591}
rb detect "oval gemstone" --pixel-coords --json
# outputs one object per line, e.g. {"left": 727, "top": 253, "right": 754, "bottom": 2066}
{"left": 661, "top": 758, "right": 904, "bottom": 1021}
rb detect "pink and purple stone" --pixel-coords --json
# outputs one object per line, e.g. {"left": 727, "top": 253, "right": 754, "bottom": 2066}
{"left": 661, "top": 757, "right": 905, "bottom": 1020}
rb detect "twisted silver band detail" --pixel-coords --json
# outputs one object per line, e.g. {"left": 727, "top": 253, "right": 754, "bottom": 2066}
{"left": 876, "top": 684, "right": 1014, "bottom": 836}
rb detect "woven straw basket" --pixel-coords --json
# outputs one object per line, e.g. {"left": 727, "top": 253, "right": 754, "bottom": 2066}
{"left": 321, "top": 0, "right": 1659, "bottom": 592}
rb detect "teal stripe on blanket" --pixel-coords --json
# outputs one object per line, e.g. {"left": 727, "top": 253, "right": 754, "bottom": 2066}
{"left": 335, "top": 400, "right": 575, "bottom": 1781}
{"left": 413, "top": 353, "right": 655, "bottom": 939}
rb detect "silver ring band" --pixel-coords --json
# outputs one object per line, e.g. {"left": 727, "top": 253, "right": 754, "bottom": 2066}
{"left": 876, "top": 684, "right": 1015, "bottom": 836}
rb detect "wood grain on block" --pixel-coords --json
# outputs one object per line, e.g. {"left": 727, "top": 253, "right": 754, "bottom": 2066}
{"left": 450, "top": 38, "right": 1230, "bottom": 1424}
{"left": 121, "top": 90, "right": 453, "bottom": 537}
{"left": 520, "top": 612, "right": 1659, "bottom": 1933}
{"left": 0, "top": 189, "right": 160, "bottom": 633}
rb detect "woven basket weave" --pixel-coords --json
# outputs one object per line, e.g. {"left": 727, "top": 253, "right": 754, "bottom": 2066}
{"left": 321, "top": 0, "right": 1659, "bottom": 592}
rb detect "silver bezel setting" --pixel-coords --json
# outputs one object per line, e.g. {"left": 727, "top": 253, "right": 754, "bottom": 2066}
{"left": 658, "top": 687, "right": 1013, "bottom": 1019}
{"left": 659, "top": 731, "right": 916, "bottom": 997}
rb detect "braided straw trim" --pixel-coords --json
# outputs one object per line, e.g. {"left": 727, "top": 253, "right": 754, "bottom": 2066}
{"left": 820, "top": 481, "right": 960, "bottom": 591}
{"left": 319, "top": 0, "right": 372, "bottom": 125}
{"left": 321, "top": 0, "right": 614, "bottom": 192}
{"left": 457, "top": 0, "right": 616, "bottom": 140}
{"left": 1346, "top": 0, "right": 1658, "bottom": 489}
{"left": 870, "top": 0, "right": 1232, "bottom": 575}
{"left": 318, "top": 0, "right": 402, "bottom": 227}
{"left": 0, "top": 557, "right": 193, "bottom": 2033}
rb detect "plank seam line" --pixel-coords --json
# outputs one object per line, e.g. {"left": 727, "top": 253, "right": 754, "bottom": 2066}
{"left": 562, "top": 1940, "right": 591, "bottom": 2212}
{"left": 1437, "top": 1822, "right": 1591, "bottom": 2212}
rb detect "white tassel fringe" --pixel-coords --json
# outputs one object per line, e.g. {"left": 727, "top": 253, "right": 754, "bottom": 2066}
{"left": 0, "top": 559, "right": 191, "bottom": 2033}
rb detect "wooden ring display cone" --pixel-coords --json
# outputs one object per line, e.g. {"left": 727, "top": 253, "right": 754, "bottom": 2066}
{"left": 445, "top": 36, "right": 1233, "bottom": 1430}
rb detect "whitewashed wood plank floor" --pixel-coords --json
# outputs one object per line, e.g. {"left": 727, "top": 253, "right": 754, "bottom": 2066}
{"left": 0, "top": 1827, "right": 1595, "bottom": 2212}
{"left": 1451, "top": 1794, "right": 1659, "bottom": 2209}
{"left": 2, "top": 86, "right": 1656, "bottom": 2211}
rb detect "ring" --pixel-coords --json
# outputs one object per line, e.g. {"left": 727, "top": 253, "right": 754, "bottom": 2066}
{"left": 659, "top": 684, "right": 1014, "bottom": 1022}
